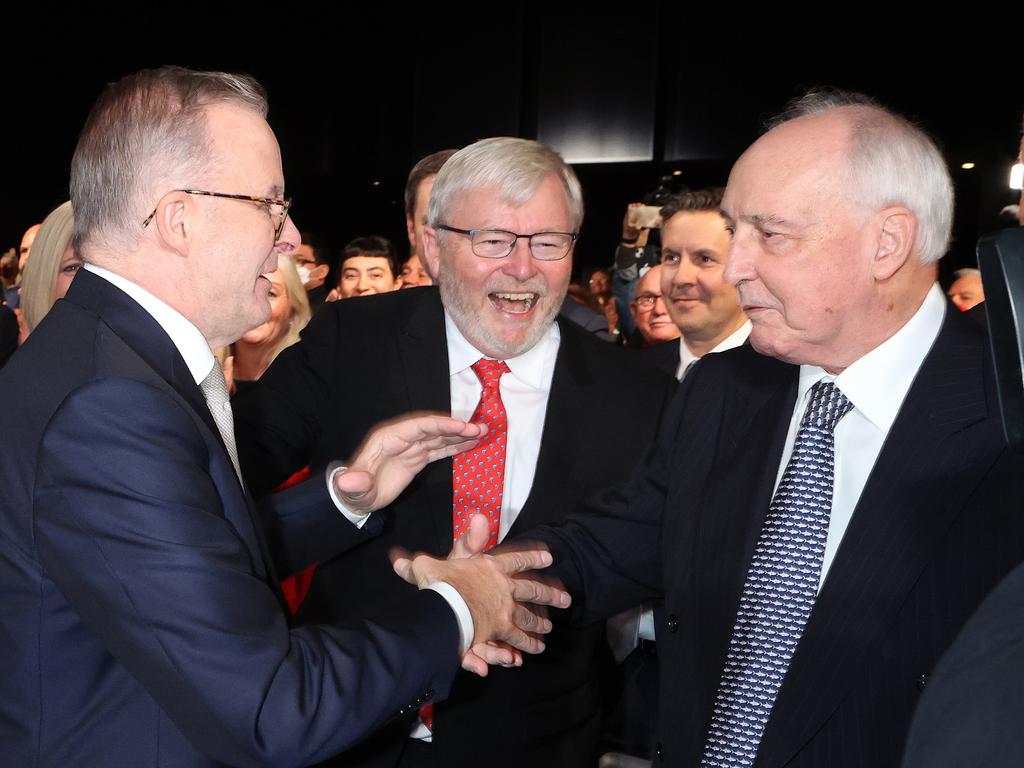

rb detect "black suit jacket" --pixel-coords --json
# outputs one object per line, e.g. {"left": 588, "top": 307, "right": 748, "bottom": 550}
{"left": 234, "top": 286, "right": 672, "bottom": 767}
{"left": 532, "top": 305, "right": 1024, "bottom": 767}
{"left": 640, "top": 339, "right": 681, "bottom": 379}
{"left": 0, "top": 270, "right": 461, "bottom": 767}
{"left": 901, "top": 554, "right": 1024, "bottom": 767}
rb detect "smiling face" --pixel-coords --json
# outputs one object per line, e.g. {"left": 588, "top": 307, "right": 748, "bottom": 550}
{"left": 337, "top": 255, "right": 397, "bottom": 298}
{"left": 240, "top": 267, "right": 292, "bottom": 347}
{"left": 659, "top": 209, "right": 744, "bottom": 348}
{"left": 422, "top": 174, "right": 573, "bottom": 359}
{"left": 721, "top": 110, "right": 894, "bottom": 371}
{"left": 632, "top": 265, "right": 681, "bottom": 344}
{"left": 189, "top": 103, "right": 300, "bottom": 348}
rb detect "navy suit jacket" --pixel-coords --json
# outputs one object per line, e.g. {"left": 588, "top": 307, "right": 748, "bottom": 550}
{"left": 233, "top": 286, "right": 673, "bottom": 767}
{"left": 0, "top": 270, "right": 460, "bottom": 767}
{"left": 532, "top": 305, "right": 1024, "bottom": 767}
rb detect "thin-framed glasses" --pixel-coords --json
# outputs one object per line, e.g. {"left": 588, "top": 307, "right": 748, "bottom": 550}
{"left": 142, "top": 189, "right": 293, "bottom": 241}
{"left": 632, "top": 292, "right": 664, "bottom": 309}
{"left": 438, "top": 225, "right": 576, "bottom": 261}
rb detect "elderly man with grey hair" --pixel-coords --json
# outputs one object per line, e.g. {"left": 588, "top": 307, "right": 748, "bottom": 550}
{"left": 519, "top": 90, "right": 1024, "bottom": 768}
{"left": 233, "top": 136, "right": 672, "bottom": 767}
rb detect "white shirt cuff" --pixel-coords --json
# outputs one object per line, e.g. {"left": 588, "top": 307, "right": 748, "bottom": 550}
{"left": 425, "top": 581, "right": 474, "bottom": 656}
{"left": 326, "top": 462, "right": 370, "bottom": 528}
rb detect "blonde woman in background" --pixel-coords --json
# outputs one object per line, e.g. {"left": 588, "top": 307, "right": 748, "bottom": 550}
{"left": 19, "top": 201, "right": 81, "bottom": 341}
{"left": 229, "top": 253, "right": 312, "bottom": 388}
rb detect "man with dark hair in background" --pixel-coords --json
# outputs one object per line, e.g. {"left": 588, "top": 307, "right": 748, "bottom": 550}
{"left": 331, "top": 234, "right": 400, "bottom": 299}
{"left": 291, "top": 230, "right": 332, "bottom": 311}
{"left": 402, "top": 149, "right": 458, "bottom": 286}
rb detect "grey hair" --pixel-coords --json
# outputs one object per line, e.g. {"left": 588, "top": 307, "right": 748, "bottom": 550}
{"left": 427, "top": 137, "right": 584, "bottom": 233}
{"left": 70, "top": 65, "right": 268, "bottom": 254}
{"left": 767, "top": 89, "right": 954, "bottom": 264}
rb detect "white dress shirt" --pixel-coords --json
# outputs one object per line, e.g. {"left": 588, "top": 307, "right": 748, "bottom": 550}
{"left": 676, "top": 320, "right": 752, "bottom": 381}
{"left": 775, "top": 283, "right": 946, "bottom": 591}
{"left": 445, "top": 311, "right": 561, "bottom": 542}
{"left": 410, "top": 313, "right": 560, "bottom": 739}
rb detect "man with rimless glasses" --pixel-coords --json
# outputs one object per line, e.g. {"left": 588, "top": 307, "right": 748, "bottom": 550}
{"left": 233, "top": 137, "right": 673, "bottom": 767}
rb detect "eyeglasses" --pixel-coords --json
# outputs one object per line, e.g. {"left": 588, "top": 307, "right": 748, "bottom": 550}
{"left": 142, "top": 189, "right": 293, "bottom": 241}
{"left": 632, "top": 292, "right": 664, "bottom": 309}
{"left": 438, "top": 225, "right": 576, "bottom": 261}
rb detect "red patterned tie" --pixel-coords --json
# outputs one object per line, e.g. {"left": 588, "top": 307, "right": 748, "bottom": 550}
{"left": 451, "top": 358, "right": 510, "bottom": 550}
{"left": 421, "top": 359, "right": 510, "bottom": 730}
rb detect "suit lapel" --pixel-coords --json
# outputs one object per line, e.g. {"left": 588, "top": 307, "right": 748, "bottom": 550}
{"left": 757, "top": 313, "right": 999, "bottom": 768}
{"left": 691, "top": 359, "right": 798, "bottom": 720}
{"left": 66, "top": 270, "right": 274, "bottom": 582}
{"left": 395, "top": 290, "right": 454, "bottom": 555}
{"left": 509, "top": 319, "right": 591, "bottom": 535}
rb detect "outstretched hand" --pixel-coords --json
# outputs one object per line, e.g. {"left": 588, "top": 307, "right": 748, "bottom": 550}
{"left": 334, "top": 414, "right": 485, "bottom": 515}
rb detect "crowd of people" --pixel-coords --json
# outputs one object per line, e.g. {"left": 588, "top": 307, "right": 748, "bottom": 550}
{"left": 0, "top": 64, "right": 1023, "bottom": 768}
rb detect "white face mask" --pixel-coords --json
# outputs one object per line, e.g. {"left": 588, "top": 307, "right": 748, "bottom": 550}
{"left": 295, "top": 264, "right": 313, "bottom": 286}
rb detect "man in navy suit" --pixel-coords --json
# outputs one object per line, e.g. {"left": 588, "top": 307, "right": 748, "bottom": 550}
{"left": 0, "top": 66, "right": 566, "bottom": 767}
{"left": 527, "top": 90, "right": 1024, "bottom": 767}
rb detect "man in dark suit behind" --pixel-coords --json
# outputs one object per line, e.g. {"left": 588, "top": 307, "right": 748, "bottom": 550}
{"left": 0, "top": 67, "right": 566, "bottom": 767}
{"left": 523, "top": 90, "right": 1024, "bottom": 767}
{"left": 233, "top": 137, "right": 672, "bottom": 767}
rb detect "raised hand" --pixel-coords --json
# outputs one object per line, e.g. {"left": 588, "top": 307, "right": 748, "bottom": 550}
{"left": 333, "top": 414, "right": 485, "bottom": 515}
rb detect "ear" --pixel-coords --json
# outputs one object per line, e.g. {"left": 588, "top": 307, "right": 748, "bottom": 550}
{"left": 421, "top": 226, "right": 442, "bottom": 279}
{"left": 151, "top": 191, "right": 194, "bottom": 258}
{"left": 406, "top": 213, "right": 417, "bottom": 251}
{"left": 871, "top": 207, "right": 917, "bottom": 282}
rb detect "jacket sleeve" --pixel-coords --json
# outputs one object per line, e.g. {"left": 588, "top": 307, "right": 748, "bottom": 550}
{"left": 35, "top": 377, "right": 458, "bottom": 768}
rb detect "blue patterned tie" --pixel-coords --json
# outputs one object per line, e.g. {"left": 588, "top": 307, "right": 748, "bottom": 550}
{"left": 701, "top": 380, "right": 854, "bottom": 768}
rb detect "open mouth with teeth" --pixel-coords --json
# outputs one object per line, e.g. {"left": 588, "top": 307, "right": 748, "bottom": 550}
{"left": 489, "top": 292, "right": 539, "bottom": 315}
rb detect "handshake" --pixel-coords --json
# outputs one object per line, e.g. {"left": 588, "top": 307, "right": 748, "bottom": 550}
{"left": 332, "top": 412, "right": 571, "bottom": 677}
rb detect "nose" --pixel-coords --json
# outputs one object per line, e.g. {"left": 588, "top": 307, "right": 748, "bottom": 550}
{"left": 356, "top": 273, "right": 371, "bottom": 294}
{"left": 502, "top": 236, "right": 537, "bottom": 281}
{"left": 722, "top": 235, "right": 753, "bottom": 288}
{"left": 652, "top": 295, "right": 669, "bottom": 317}
{"left": 275, "top": 215, "right": 302, "bottom": 255}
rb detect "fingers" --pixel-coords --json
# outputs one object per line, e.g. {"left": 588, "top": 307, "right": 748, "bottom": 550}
{"left": 511, "top": 576, "right": 571, "bottom": 609}
{"left": 332, "top": 468, "right": 372, "bottom": 499}
{"left": 512, "top": 603, "right": 552, "bottom": 634}
{"left": 461, "top": 650, "right": 489, "bottom": 677}
{"left": 491, "top": 547, "right": 554, "bottom": 576}
{"left": 498, "top": 625, "right": 546, "bottom": 655}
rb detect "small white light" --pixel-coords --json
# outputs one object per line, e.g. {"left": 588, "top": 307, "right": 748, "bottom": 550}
{"left": 672, "top": 170, "right": 683, "bottom": 177}
{"left": 961, "top": 162, "right": 975, "bottom": 170}
{"left": 1011, "top": 163, "right": 1024, "bottom": 191}
{"left": 372, "top": 180, "right": 381, "bottom": 187}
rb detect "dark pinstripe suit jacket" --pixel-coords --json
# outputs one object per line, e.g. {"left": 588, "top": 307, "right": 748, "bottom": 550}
{"left": 534, "top": 304, "right": 1024, "bottom": 767}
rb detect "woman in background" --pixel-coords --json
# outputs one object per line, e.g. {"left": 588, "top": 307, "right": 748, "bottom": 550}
{"left": 230, "top": 253, "right": 311, "bottom": 387}
{"left": 19, "top": 201, "right": 80, "bottom": 340}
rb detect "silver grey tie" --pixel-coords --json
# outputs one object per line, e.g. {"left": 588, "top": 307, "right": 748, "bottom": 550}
{"left": 701, "top": 380, "right": 854, "bottom": 768}
{"left": 199, "top": 363, "right": 243, "bottom": 484}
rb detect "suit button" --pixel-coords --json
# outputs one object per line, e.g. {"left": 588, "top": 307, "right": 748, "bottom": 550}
{"left": 916, "top": 674, "right": 929, "bottom": 692}
{"left": 655, "top": 741, "right": 664, "bottom": 761}
{"left": 666, "top": 614, "right": 678, "bottom": 633}
{"left": 425, "top": 689, "right": 434, "bottom": 700}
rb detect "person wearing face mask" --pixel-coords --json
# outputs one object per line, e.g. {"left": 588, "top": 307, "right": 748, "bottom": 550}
{"left": 290, "top": 233, "right": 332, "bottom": 313}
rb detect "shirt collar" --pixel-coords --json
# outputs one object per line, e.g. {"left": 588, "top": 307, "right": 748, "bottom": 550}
{"left": 678, "top": 319, "right": 753, "bottom": 370}
{"left": 84, "top": 264, "right": 216, "bottom": 385}
{"left": 443, "top": 310, "right": 560, "bottom": 390}
{"left": 797, "top": 283, "right": 946, "bottom": 432}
